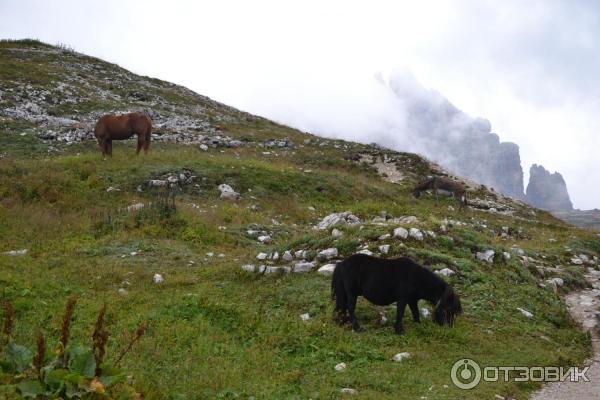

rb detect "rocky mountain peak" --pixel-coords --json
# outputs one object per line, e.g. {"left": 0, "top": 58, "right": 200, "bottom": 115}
{"left": 525, "top": 164, "right": 573, "bottom": 211}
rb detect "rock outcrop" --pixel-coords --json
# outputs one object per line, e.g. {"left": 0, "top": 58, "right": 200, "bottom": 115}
{"left": 525, "top": 164, "right": 573, "bottom": 211}
{"left": 384, "top": 69, "right": 525, "bottom": 199}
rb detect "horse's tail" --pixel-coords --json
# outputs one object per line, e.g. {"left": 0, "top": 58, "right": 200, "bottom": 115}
{"left": 331, "top": 261, "right": 347, "bottom": 313}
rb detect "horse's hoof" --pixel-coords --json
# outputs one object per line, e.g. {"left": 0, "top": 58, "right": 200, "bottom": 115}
{"left": 352, "top": 326, "right": 364, "bottom": 333}
{"left": 394, "top": 327, "right": 405, "bottom": 335}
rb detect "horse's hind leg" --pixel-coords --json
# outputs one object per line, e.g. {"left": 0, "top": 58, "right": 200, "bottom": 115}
{"left": 106, "top": 140, "right": 113, "bottom": 156}
{"left": 346, "top": 290, "right": 362, "bottom": 332}
{"left": 394, "top": 299, "right": 408, "bottom": 334}
{"left": 409, "top": 301, "right": 420, "bottom": 323}
{"left": 97, "top": 138, "right": 107, "bottom": 160}
{"left": 136, "top": 135, "right": 143, "bottom": 155}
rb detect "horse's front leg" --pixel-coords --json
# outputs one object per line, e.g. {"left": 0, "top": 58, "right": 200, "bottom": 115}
{"left": 106, "top": 140, "right": 113, "bottom": 156}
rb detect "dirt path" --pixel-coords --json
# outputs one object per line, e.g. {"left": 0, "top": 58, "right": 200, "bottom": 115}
{"left": 530, "top": 267, "right": 600, "bottom": 400}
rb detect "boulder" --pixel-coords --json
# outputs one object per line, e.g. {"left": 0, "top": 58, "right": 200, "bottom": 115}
{"left": 318, "top": 248, "right": 338, "bottom": 260}
{"left": 409, "top": 228, "right": 423, "bottom": 241}
{"left": 379, "top": 244, "right": 390, "bottom": 254}
{"left": 317, "top": 211, "right": 361, "bottom": 230}
{"left": 435, "top": 268, "right": 455, "bottom": 277}
{"left": 293, "top": 261, "right": 316, "bottom": 273}
{"left": 282, "top": 251, "right": 293, "bottom": 261}
{"left": 257, "top": 235, "right": 271, "bottom": 244}
{"left": 393, "top": 227, "right": 408, "bottom": 239}
{"left": 476, "top": 250, "right": 495, "bottom": 263}
{"left": 218, "top": 184, "right": 240, "bottom": 200}
{"left": 318, "top": 264, "right": 336, "bottom": 276}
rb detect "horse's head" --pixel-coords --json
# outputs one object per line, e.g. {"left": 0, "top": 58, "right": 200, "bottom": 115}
{"left": 433, "top": 286, "right": 462, "bottom": 326}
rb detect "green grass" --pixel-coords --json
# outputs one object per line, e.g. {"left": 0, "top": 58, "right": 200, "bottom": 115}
{"left": 0, "top": 140, "right": 597, "bottom": 399}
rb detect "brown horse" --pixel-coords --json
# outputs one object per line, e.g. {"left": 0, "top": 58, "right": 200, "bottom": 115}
{"left": 94, "top": 112, "right": 152, "bottom": 158}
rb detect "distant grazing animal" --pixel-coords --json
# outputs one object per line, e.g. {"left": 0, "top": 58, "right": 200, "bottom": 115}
{"left": 331, "top": 254, "right": 462, "bottom": 334}
{"left": 94, "top": 112, "right": 152, "bottom": 159}
{"left": 413, "top": 176, "right": 467, "bottom": 209}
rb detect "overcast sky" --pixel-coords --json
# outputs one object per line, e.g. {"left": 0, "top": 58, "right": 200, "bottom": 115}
{"left": 1, "top": 0, "right": 599, "bottom": 209}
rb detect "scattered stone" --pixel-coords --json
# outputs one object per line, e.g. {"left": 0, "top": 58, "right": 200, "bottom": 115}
{"left": 218, "top": 183, "right": 240, "bottom": 200}
{"left": 421, "top": 308, "right": 430, "bottom": 318}
{"left": 393, "top": 227, "right": 408, "bottom": 239}
{"left": 118, "top": 288, "right": 128, "bottom": 296}
{"left": 256, "top": 252, "right": 268, "bottom": 260}
{"left": 148, "top": 179, "right": 167, "bottom": 187}
{"left": 257, "top": 235, "right": 271, "bottom": 244}
{"left": 241, "top": 264, "right": 255, "bottom": 272}
{"left": 199, "top": 144, "right": 208, "bottom": 151}
{"left": 378, "top": 233, "right": 391, "bottom": 240}
{"left": 106, "top": 186, "right": 120, "bottom": 192}
{"left": 435, "top": 268, "right": 455, "bottom": 277}
{"left": 394, "top": 215, "right": 418, "bottom": 224}
{"left": 318, "top": 264, "right": 336, "bottom": 276}
{"left": 271, "top": 251, "right": 279, "bottom": 261}
{"left": 392, "top": 352, "right": 411, "bottom": 362}
{"left": 293, "top": 261, "right": 316, "bottom": 273}
{"left": 4, "top": 249, "right": 27, "bottom": 256}
{"left": 571, "top": 257, "right": 583, "bottom": 265}
{"left": 317, "top": 211, "right": 361, "bottom": 230}
{"left": 546, "top": 277, "right": 564, "bottom": 292}
{"left": 409, "top": 228, "right": 424, "bottom": 241}
{"left": 357, "top": 249, "right": 373, "bottom": 256}
{"left": 331, "top": 228, "right": 344, "bottom": 238}
{"left": 379, "top": 245, "right": 390, "bottom": 254}
{"left": 126, "top": 203, "right": 145, "bottom": 212}
{"left": 335, "top": 362, "right": 347, "bottom": 371}
{"left": 318, "top": 248, "right": 339, "bottom": 260}
{"left": 153, "top": 273, "right": 164, "bottom": 284}
{"left": 340, "top": 388, "right": 358, "bottom": 395}
{"left": 294, "top": 250, "right": 307, "bottom": 259}
{"left": 425, "top": 230, "right": 437, "bottom": 238}
{"left": 282, "top": 251, "right": 293, "bottom": 261}
{"left": 517, "top": 307, "right": 533, "bottom": 318}
{"left": 476, "top": 250, "right": 495, "bottom": 263}
{"left": 265, "top": 266, "right": 289, "bottom": 274}
{"left": 502, "top": 252, "right": 511, "bottom": 261}
{"left": 300, "top": 313, "right": 311, "bottom": 321}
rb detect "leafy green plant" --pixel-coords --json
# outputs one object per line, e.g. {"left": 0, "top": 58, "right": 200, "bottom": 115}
{"left": 0, "top": 299, "right": 147, "bottom": 399}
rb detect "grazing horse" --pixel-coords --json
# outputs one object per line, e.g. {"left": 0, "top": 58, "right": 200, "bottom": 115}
{"left": 331, "top": 254, "right": 462, "bottom": 334}
{"left": 94, "top": 112, "right": 152, "bottom": 159}
{"left": 413, "top": 176, "right": 467, "bottom": 209}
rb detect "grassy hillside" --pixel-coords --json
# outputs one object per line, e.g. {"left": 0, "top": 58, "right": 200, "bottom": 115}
{"left": 1, "top": 39, "right": 599, "bottom": 399}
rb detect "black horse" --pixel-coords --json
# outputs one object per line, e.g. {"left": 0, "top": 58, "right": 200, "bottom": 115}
{"left": 331, "top": 254, "right": 462, "bottom": 334}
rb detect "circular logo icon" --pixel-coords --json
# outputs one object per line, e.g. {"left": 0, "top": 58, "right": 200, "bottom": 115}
{"left": 451, "top": 358, "right": 481, "bottom": 389}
